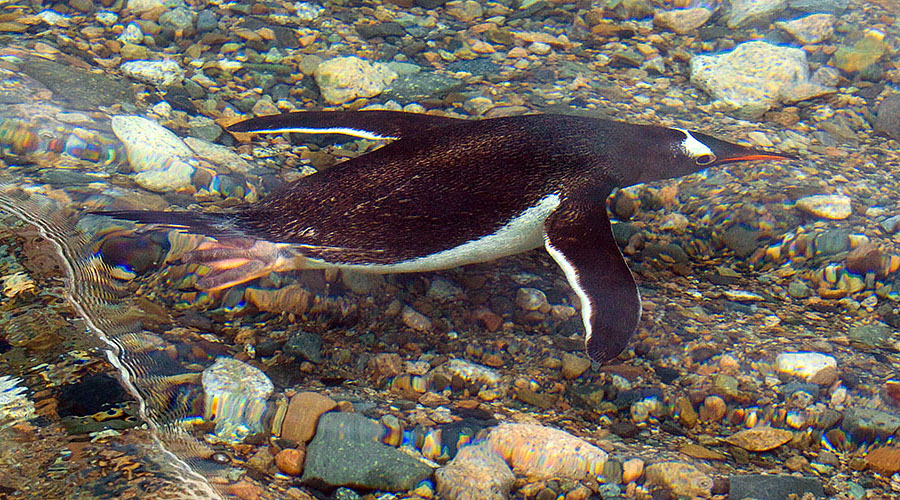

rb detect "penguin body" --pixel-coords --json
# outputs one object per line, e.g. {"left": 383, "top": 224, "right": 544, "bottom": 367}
{"left": 97, "top": 111, "right": 789, "bottom": 361}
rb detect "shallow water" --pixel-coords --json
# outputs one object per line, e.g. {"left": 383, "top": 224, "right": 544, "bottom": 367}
{"left": 1, "top": 0, "right": 900, "bottom": 499}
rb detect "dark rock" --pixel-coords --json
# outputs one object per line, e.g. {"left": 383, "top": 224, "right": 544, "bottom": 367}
{"left": 847, "top": 322, "right": 891, "bottom": 348}
{"left": 874, "top": 93, "right": 900, "bottom": 140}
{"left": 302, "top": 412, "right": 433, "bottom": 491}
{"left": 729, "top": 474, "right": 824, "bottom": 500}
{"left": 356, "top": 22, "right": 405, "bottom": 39}
{"left": 164, "top": 86, "right": 197, "bottom": 114}
{"left": 654, "top": 365, "right": 681, "bottom": 385}
{"left": 814, "top": 229, "right": 851, "bottom": 256}
{"left": 21, "top": 58, "right": 134, "bottom": 110}
{"left": 643, "top": 243, "right": 689, "bottom": 264}
{"left": 196, "top": 10, "right": 218, "bottom": 33}
{"left": 415, "top": 0, "right": 449, "bottom": 7}
{"left": 446, "top": 58, "right": 498, "bottom": 76}
{"left": 284, "top": 331, "right": 323, "bottom": 363}
{"left": 720, "top": 225, "right": 762, "bottom": 258}
{"left": 841, "top": 408, "right": 900, "bottom": 442}
{"left": 611, "top": 222, "right": 639, "bottom": 246}
{"left": 57, "top": 373, "right": 131, "bottom": 417}
{"left": 382, "top": 72, "right": 465, "bottom": 103}
{"left": 608, "top": 421, "right": 640, "bottom": 438}
{"left": 789, "top": 0, "right": 848, "bottom": 13}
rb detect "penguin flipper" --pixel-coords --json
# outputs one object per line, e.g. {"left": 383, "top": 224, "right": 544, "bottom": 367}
{"left": 542, "top": 199, "right": 640, "bottom": 362}
{"left": 227, "top": 110, "right": 466, "bottom": 141}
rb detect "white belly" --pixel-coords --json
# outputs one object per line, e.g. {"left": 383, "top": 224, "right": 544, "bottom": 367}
{"left": 333, "top": 194, "right": 562, "bottom": 273}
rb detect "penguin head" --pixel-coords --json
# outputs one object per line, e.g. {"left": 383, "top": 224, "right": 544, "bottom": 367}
{"left": 629, "top": 127, "right": 790, "bottom": 185}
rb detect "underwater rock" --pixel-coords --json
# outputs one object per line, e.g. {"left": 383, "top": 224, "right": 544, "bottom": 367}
{"left": 729, "top": 474, "right": 824, "bottom": 500}
{"left": 487, "top": 423, "right": 607, "bottom": 481}
{"left": 795, "top": 194, "right": 852, "bottom": 220}
{"left": 841, "top": 408, "right": 900, "bottom": 442}
{"left": 0, "top": 376, "right": 34, "bottom": 430}
{"left": 776, "top": 14, "right": 834, "bottom": 45}
{"left": 653, "top": 7, "right": 712, "bottom": 34}
{"left": 201, "top": 357, "right": 273, "bottom": 442}
{"left": 435, "top": 441, "right": 514, "bottom": 500}
{"left": 775, "top": 352, "right": 837, "bottom": 382}
{"left": 302, "top": 412, "right": 433, "bottom": 491}
{"left": 691, "top": 41, "right": 831, "bottom": 118}
{"left": 644, "top": 461, "right": 713, "bottom": 498}
{"left": 724, "top": 426, "right": 794, "bottom": 452}
{"left": 111, "top": 115, "right": 195, "bottom": 192}
{"left": 313, "top": 56, "right": 398, "bottom": 105}
{"left": 120, "top": 60, "right": 185, "bottom": 87}
{"left": 728, "top": 0, "right": 787, "bottom": 29}
{"left": 279, "top": 391, "right": 337, "bottom": 444}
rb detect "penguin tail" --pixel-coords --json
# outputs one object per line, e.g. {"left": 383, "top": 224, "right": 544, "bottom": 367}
{"left": 90, "top": 210, "right": 246, "bottom": 239}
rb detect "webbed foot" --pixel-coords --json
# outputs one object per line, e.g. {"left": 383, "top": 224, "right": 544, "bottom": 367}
{"left": 183, "top": 239, "right": 306, "bottom": 291}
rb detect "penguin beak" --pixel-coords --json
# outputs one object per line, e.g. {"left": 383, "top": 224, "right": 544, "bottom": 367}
{"left": 705, "top": 135, "right": 795, "bottom": 165}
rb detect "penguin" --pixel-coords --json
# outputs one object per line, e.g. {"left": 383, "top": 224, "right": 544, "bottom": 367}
{"left": 95, "top": 111, "right": 790, "bottom": 362}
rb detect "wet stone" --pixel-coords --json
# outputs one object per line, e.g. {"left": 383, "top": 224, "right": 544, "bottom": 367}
{"left": 279, "top": 391, "right": 337, "bottom": 443}
{"left": 847, "top": 322, "right": 891, "bottom": 348}
{"left": 728, "top": 0, "right": 788, "bottom": 29}
{"left": 383, "top": 72, "right": 466, "bottom": 103}
{"left": 284, "top": 331, "right": 323, "bottom": 363}
{"left": 644, "top": 462, "right": 713, "bottom": 498}
{"left": 653, "top": 7, "right": 712, "bottom": 34}
{"left": 729, "top": 474, "right": 824, "bottom": 500}
{"left": 776, "top": 14, "right": 834, "bottom": 45}
{"left": 775, "top": 352, "right": 837, "bottom": 381}
{"left": 831, "top": 29, "right": 888, "bottom": 74}
{"left": 789, "top": 0, "right": 847, "bottom": 12}
{"left": 874, "top": 93, "right": 900, "bottom": 140}
{"left": 841, "top": 408, "right": 900, "bottom": 442}
{"left": 435, "top": 441, "right": 514, "bottom": 500}
{"left": 20, "top": 58, "right": 134, "bottom": 110}
{"left": 796, "top": 195, "right": 852, "bottom": 220}
{"left": 302, "top": 412, "right": 433, "bottom": 491}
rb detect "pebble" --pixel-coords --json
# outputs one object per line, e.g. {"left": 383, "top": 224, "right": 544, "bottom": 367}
{"left": 874, "top": 93, "right": 900, "bottom": 141}
{"left": 515, "top": 287, "right": 550, "bottom": 312}
{"left": 644, "top": 462, "right": 713, "bottom": 498}
{"left": 621, "top": 458, "right": 644, "bottom": 483}
{"left": 865, "top": 447, "right": 900, "bottom": 475}
{"left": 279, "top": 391, "right": 337, "bottom": 443}
{"left": 561, "top": 353, "right": 591, "bottom": 379}
{"left": 652, "top": 7, "right": 712, "bottom": 34}
{"left": 699, "top": 395, "right": 727, "bottom": 422}
{"left": 201, "top": 357, "right": 273, "bottom": 442}
{"left": 831, "top": 29, "right": 888, "bottom": 74}
{"left": 487, "top": 423, "right": 607, "bottom": 481}
{"left": 528, "top": 42, "right": 551, "bottom": 55}
{"left": 795, "top": 194, "right": 852, "bottom": 220}
{"left": 275, "top": 448, "right": 306, "bottom": 476}
{"left": 436, "top": 441, "right": 514, "bottom": 500}
{"left": 724, "top": 426, "right": 793, "bottom": 452}
{"left": 401, "top": 304, "right": 432, "bottom": 331}
{"left": 313, "top": 56, "right": 398, "bottom": 105}
{"left": 728, "top": 0, "right": 788, "bottom": 29}
{"left": 120, "top": 60, "right": 184, "bottom": 87}
{"left": 284, "top": 330, "right": 323, "bottom": 363}
{"left": 775, "top": 352, "right": 837, "bottom": 382}
{"left": 776, "top": 14, "right": 834, "bottom": 45}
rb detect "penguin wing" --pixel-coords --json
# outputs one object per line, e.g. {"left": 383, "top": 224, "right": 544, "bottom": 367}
{"left": 542, "top": 198, "right": 640, "bottom": 362}
{"left": 227, "top": 110, "right": 467, "bottom": 141}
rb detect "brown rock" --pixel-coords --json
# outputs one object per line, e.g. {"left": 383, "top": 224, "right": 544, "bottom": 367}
{"left": 561, "top": 353, "right": 592, "bottom": 379}
{"left": 644, "top": 462, "right": 712, "bottom": 498}
{"left": 699, "top": 395, "right": 727, "bottom": 422}
{"left": 866, "top": 446, "right": 900, "bottom": 475}
{"left": 679, "top": 443, "right": 725, "bottom": 460}
{"left": 674, "top": 396, "right": 698, "bottom": 428}
{"left": 225, "top": 480, "right": 262, "bottom": 500}
{"left": 725, "top": 426, "right": 793, "bottom": 452}
{"left": 436, "top": 442, "right": 514, "bottom": 500}
{"left": 367, "top": 352, "right": 402, "bottom": 380}
{"left": 275, "top": 448, "right": 306, "bottom": 476}
{"left": 808, "top": 365, "right": 839, "bottom": 386}
{"left": 279, "top": 392, "right": 337, "bottom": 443}
{"left": 245, "top": 284, "right": 311, "bottom": 315}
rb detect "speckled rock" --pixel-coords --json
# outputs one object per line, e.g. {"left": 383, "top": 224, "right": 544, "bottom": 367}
{"left": 691, "top": 41, "right": 830, "bottom": 118}
{"left": 120, "top": 60, "right": 184, "bottom": 87}
{"left": 644, "top": 462, "right": 713, "bottom": 498}
{"left": 314, "top": 56, "right": 398, "bottom": 105}
{"left": 436, "top": 442, "right": 514, "bottom": 500}
{"left": 653, "top": 7, "right": 712, "bottom": 34}
{"left": 487, "top": 423, "right": 607, "bottom": 480}
{"left": 795, "top": 194, "right": 852, "bottom": 220}
{"left": 776, "top": 14, "right": 834, "bottom": 44}
{"left": 841, "top": 408, "right": 900, "bottom": 442}
{"left": 789, "top": 0, "right": 847, "bottom": 12}
{"left": 729, "top": 474, "right": 824, "bottom": 500}
{"left": 728, "top": 0, "right": 787, "bottom": 28}
{"left": 725, "top": 426, "right": 793, "bottom": 452}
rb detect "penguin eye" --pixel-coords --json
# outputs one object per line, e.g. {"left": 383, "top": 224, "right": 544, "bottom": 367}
{"left": 695, "top": 154, "right": 716, "bottom": 165}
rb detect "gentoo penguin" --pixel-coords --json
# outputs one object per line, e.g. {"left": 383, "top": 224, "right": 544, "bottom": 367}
{"left": 96, "top": 111, "right": 789, "bottom": 361}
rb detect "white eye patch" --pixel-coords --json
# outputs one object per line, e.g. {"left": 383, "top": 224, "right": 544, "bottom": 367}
{"left": 672, "top": 127, "right": 714, "bottom": 158}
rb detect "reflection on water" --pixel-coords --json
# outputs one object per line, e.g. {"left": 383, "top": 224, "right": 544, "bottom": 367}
{"left": 0, "top": 0, "right": 900, "bottom": 498}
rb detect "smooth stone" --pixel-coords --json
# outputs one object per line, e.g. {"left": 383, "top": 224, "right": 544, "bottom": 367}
{"left": 789, "top": 0, "right": 847, "bottom": 13}
{"left": 847, "top": 322, "right": 891, "bottom": 348}
{"left": 814, "top": 229, "right": 851, "bottom": 255}
{"left": 120, "top": 59, "right": 185, "bottom": 87}
{"left": 787, "top": 280, "right": 812, "bottom": 298}
{"left": 831, "top": 29, "right": 888, "bottom": 73}
{"left": 842, "top": 408, "right": 900, "bottom": 442}
{"left": 776, "top": 14, "right": 834, "bottom": 44}
{"left": 111, "top": 115, "right": 195, "bottom": 191}
{"left": 795, "top": 194, "right": 852, "bottom": 220}
{"left": 284, "top": 331, "right": 323, "bottom": 363}
{"left": 728, "top": 0, "right": 787, "bottom": 29}
{"left": 874, "top": 93, "right": 900, "bottom": 140}
{"left": 561, "top": 353, "right": 592, "bottom": 379}
{"left": 775, "top": 352, "right": 837, "bottom": 381}
{"left": 20, "top": 58, "right": 134, "bottom": 110}
{"left": 729, "top": 474, "right": 824, "bottom": 500}
{"left": 196, "top": 10, "right": 217, "bottom": 32}
{"left": 690, "top": 41, "right": 828, "bottom": 119}
{"left": 280, "top": 392, "right": 337, "bottom": 443}
{"left": 302, "top": 412, "right": 433, "bottom": 491}
{"left": 435, "top": 441, "right": 514, "bottom": 500}
{"left": 314, "top": 56, "right": 397, "bottom": 105}
{"left": 880, "top": 213, "right": 900, "bottom": 233}
{"left": 645, "top": 462, "right": 713, "bottom": 498}
{"left": 158, "top": 7, "right": 195, "bottom": 31}
{"left": 201, "top": 357, "right": 273, "bottom": 442}
{"left": 487, "top": 423, "right": 607, "bottom": 480}
{"left": 653, "top": 7, "right": 712, "bottom": 34}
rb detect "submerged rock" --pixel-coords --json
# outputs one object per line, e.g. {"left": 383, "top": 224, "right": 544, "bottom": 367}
{"left": 111, "top": 115, "right": 196, "bottom": 192}
{"left": 313, "top": 56, "right": 398, "bottom": 105}
{"left": 487, "top": 423, "right": 607, "bottom": 480}
{"left": 436, "top": 441, "right": 514, "bottom": 500}
{"left": 201, "top": 357, "right": 273, "bottom": 442}
{"left": 728, "top": 0, "right": 787, "bottom": 29}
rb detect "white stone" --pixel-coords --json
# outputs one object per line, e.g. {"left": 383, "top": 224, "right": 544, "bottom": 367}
{"left": 795, "top": 194, "right": 852, "bottom": 220}
{"left": 202, "top": 357, "right": 273, "bottom": 442}
{"left": 313, "top": 56, "right": 398, "bottom": 105}
{"left": 120, "top": 59, "right": 184, "bottom": 87}
{"left": 111, "top": 115, "right": 195, "bottom": 192}
{"left": 775, "top": 352, "right": 837, "bottom": 381}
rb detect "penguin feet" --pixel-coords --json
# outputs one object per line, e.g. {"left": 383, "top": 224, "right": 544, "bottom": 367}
{"left": 182, "top": 239, "right": 306, "bottom": 291}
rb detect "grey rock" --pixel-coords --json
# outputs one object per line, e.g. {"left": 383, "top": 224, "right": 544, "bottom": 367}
{"left": 158, "top": 7, "right": 195, "bottom": 31}
{"left": 285, "top": 331, "right": 323, "bottom": 363}
{"left": 20, "top": 59, "right": 134, "bottom": 110}
{"left": 446, "top": 58, "right": 498, "bottom": 76}
{"left": 416, "top": 0, "right": 449, "bottom": 7}
{"left": 789, "top": 0, "right": 848, "bottom": 13}
{"left": 787, "top": 280, "right": 812, "bottom": 298}
{"left": 333, "top": 488, "right": 362, "bottom": 500}
{"left": 875, "top": 93, "right": 900, "bottom": 140}
{"left": 383, "top": 72, "right": 465, "bottom": 103}
{"left": 841, "top": 408, "right": 900, "bottom": 442}
{"left": 302, "top": 412, "right": 433, "bottom": 491}
{"left": 880, "top": 214, "right": 900, "bottom": 233}
{"left": 721, "top": 225, "right": 762, "bottom": 258}
{"left": 729, "top": 475, "right": 824, "bottom": 500}
{"left": 847, "top": 322, "right": 892, "bottom": 348}
{"left": 814, "top": 229, "right": 851, "bottom": 256}
{"left": 728, "top": 0, "right": 788, "bottom": 29}
{"left": 196, "top": 10, "right": 218, "bottom": 32}
{"left": 121, "top": 60, "right": 184, "bottom": 87}
{"left": 356, "top": 22, "right": 405, "bottom": 39}
{"left": 187, "top": 116, "right": 222, "bottom": 142}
